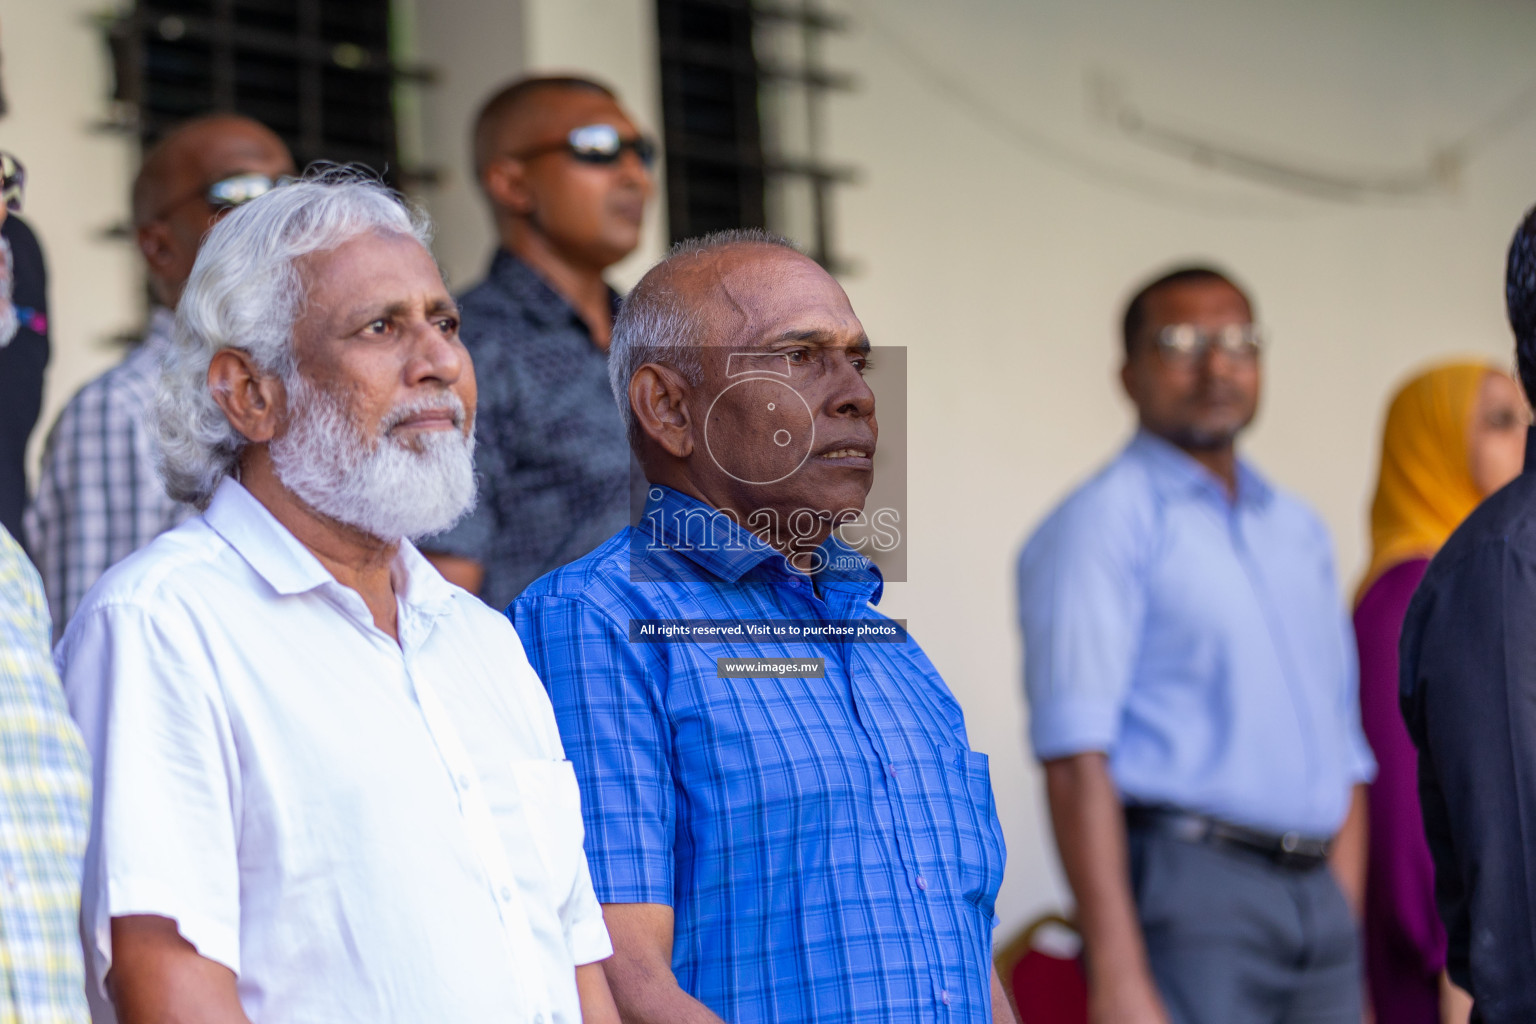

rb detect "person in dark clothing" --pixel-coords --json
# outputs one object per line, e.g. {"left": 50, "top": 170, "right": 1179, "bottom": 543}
{"left": 1400, "top": 203, "right": 1536, "bottom": 1024}
{"left": 0, "top": 156, "right": 49, "bottom": 543}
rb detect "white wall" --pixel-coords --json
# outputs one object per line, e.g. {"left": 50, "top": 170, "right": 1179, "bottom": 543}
{"left": 0, "top": 0, "right": 141, "bottom": 484}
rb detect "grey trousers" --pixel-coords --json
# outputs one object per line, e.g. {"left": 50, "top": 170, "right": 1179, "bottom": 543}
{"left": 1127, "top": 828, "right": 1363, "bottom": 1024}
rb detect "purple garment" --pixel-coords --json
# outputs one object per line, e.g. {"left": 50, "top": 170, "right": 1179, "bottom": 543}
{"left": 1355, "top": 558, "right": 1441, "bottom": 1024}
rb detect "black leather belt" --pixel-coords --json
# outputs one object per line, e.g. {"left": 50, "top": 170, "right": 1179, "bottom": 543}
{"left": 1125, "top": 805, "right": 1332, "bottom": 872}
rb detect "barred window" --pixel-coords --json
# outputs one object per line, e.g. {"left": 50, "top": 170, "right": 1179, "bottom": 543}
{"left": 655, "top": 0, "right": 855, "bottom": 272}
{"left": 108, "top": 0, "right": 403, "bottom": 178}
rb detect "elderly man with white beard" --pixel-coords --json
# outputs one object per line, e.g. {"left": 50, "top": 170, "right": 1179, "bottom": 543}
{"left": 56, "top": 174, "right": 621, "bottom": 1024}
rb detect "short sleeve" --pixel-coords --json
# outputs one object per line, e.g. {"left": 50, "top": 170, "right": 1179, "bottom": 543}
{"left": 510, "top": 594, "right": 675, "bottom": 905}
{"left": 1016, "top": 485, "right": 1149, "bottom": 761}
{"left": 563, "top": 844, "right": 615, "bottom": 965}
{"left": 57, "top": 602, "right": 243, "bottom": 997}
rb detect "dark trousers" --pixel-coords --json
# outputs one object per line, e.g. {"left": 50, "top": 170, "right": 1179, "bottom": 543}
{"left": 1127, "top": 827, "right": 1363, "bottom": 1024}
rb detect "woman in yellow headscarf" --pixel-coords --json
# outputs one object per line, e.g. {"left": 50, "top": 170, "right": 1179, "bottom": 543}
{"left": 1355, "top": 362, "right": 1527, "bottom": 1024}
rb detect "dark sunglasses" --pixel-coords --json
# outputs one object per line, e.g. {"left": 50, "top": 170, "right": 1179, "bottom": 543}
{"left": 1, "top": 152, "right": 26, "bottom": 213}
{"left": 513, "top": 124, "right": 657, "bottom": 169}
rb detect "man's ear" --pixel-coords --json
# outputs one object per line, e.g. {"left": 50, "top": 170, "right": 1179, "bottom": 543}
{"left": 136, "top": 222, "right": 175, "bottom": 277}
{"left": 481, "top": 157, "right": 534, "bottom": 217}
{"left": 208, "top": 348, "right": 287, "bottom": 445}
{"left": 630, "top": 364, "right": 695, "bottom": 459}
{"left": 1119, "top": 359, "right": 1138, "bottom": 404}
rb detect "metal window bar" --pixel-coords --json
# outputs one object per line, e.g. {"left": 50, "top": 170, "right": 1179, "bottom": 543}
{"left": 656, "top": 0, "right": 855, "bottom": 273}
{"left": 106, "top": 0, "right": 426, "bottom": 183}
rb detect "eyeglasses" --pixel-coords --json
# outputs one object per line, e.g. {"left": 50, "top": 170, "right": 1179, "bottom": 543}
{"left": 512, "top": 124, "right": 657, "bottom": 169}
{"left": 204, "top": 172, "right": 279, "bottom": 210}
{"left": 155, "top": 171, "right": 280, "bottom": 222}
{"left": 1, "top": 152, "right": 26, "bottom": 212}
{"left": 1155, "top": 323, "right": 1265, "bottom": 364}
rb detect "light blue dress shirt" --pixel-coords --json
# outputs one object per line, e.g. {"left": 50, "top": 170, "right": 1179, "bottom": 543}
{"left": 1017, "top": 431, "right": 1375, "bottom": 837}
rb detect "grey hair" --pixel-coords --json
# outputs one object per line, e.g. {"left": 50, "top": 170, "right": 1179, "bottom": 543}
{"left": 156, "top": 168, "right": 433, "bottom": 508}
{"left": 609, "top": 228, "right": 801, "bottom": 447}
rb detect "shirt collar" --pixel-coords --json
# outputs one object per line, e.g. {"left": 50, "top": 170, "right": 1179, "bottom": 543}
{"left": 637, "top": 485, "right": 885, "bottom": 602}
{"left": 487, "top": 249, "right": 623, "bottom": 334}
{"left": 202, "top": 478, "right": 457, "bottom": 616}
{"left": 1128, "top": 429, "right": 1274, "bottom": 509}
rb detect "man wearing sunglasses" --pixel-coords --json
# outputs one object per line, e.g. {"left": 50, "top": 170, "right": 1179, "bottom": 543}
{"left": 421, "top": 75, "right": 655, "bottom": 612}
{"left": 1016, "top": 267, "right": 1373, "bottom": 1024}
{"left": 27, "top": 113, "right": 293, "bottom": 637}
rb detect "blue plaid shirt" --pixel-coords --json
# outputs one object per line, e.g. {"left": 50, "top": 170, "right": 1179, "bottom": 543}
{"left": 512, "top": 486, "right": 1005, "bottom": 1023}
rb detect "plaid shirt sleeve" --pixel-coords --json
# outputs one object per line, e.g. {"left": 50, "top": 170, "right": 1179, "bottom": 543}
{"left": 28, "top": 351, "right": 181, "bottom": 640}
{"left": 0, "top": 525, "right": 92, "bottom": 1024}
{"left": 511, "top": 593, "right": 676, "bottom": 905}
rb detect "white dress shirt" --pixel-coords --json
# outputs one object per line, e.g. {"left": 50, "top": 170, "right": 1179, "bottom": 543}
{"left": 57, "top": 478, "right": 611, "bottom": 1024}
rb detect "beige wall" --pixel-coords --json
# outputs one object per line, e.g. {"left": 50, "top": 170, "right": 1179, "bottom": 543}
{"left": 1, "top": 0, "right": 141, "bottom": 484}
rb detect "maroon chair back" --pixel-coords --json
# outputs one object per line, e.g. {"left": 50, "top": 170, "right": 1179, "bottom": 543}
{"left": 994, "top": 914, "right": 1089, "bottom": 1024}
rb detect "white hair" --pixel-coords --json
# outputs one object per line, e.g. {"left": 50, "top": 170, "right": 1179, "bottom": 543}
{"left": 609, "top": 228, "right": 800, "bottom": 447}
{"left": 270, "top": 374, "right": 475, "bottom": 541}
{"left": 156, "top": 169, "right": 433, "bottom": 508}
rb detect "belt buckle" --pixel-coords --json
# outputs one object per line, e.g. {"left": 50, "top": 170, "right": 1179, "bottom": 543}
{"left": 1275, "top": 830, "right": 1319, "bottom": 870}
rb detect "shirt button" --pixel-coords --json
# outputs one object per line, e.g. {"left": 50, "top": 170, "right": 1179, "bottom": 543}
{"left": 939, "top": 989, "right": 952, "bottom": 1005}
{"left": 457, "top": 773, "right": 472, "bottom": 790}
{"left": 533, "top": 1014, "right": 546, "bottom": 1024}
{"left": 500, "top": 886, "right": 513, "bottom": 902}
{"left": 885, "top": 763, "right": 898, "bottom": 779}
{"left": 915, "top": 875, "right": 928, "bottom": 891}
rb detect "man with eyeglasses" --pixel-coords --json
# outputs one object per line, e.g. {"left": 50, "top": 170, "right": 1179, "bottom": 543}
{"left": 421, "top": 75, "right": 655, "bottom": 611}
{"left": 27, "top": 113, "right": 293, "bottom": 637}
{"left": 1016, "top": 266, "right": 1373, "bottom": 1024}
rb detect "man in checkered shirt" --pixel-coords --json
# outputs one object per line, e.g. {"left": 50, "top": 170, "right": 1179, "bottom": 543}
{"left": 513, "top": 232, "right": 1015, "bottom": 1023}
{"left": 26, "top": 115, "right": 292, "bottom": 638}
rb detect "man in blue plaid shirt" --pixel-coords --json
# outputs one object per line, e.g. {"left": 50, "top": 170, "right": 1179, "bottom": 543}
{"left": 512, "top": 231, "right": 1014, "bottom": 1023}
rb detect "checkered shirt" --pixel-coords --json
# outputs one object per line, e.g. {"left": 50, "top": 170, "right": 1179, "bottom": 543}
{"left": 0, "top": 524, "right": 91, "bottom": 1024}
{"left": 26, "top": 310, "right": 191, "bottom": 639}
{"left": 511, "top": 486, "right": 1007, "bottom": 1023}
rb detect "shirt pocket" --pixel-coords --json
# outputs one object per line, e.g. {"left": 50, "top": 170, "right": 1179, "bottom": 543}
{"left": 508, "top": 758, "right": 588, "bottom": 892}
{"left": 939, "top": 746, "right": 1007, "bottom": 921}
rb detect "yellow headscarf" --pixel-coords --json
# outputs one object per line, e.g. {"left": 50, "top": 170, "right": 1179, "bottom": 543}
{"left": 1356, "top": 361, "right": 1496, "bottom": 607}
